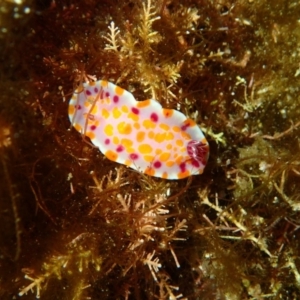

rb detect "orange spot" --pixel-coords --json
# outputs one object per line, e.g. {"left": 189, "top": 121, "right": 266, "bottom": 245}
{"left": 137, "top": 99, "right": 151, "bottom": 108}
{"left": 143, "top": 119, "right": 156, "bottom": 129}
{"left": 101, "top": 80, "right": 108, "bottom": 87}
{"left": 117, "top": 122, "right": 132, "bottom": 135}
{"left": 159, "top": 152, "right": 170, "bottom": 162}
{"left": 112, "top": 107, "right": 122, "bottom": 119}
{"left": 145, "top": 167, "right": 155, "bottom": 176}
{"left": 113, "top": 136, "right": 119, "bottom": 145}
{"left": 148, "top": 131, "right": 155, "bottom": 139}
{"left": 102, "top": 108, "right": 109, "bottom": 119}
{"left": 144, "top": 155, "right": 154, "bottom": 162}
{"left": 162, "top": 172, "right": 168, "bottom": 179}
{"left": 121, "top": 105, "right": 129, "bottom": 113}
{"left": 162, "top": 108, "right": 174, "bottom": 118}
{"left": 74, "top": 123, "right": 82, "bottom": 132}
{"left": 173, "top": 126, "right": 181, "bottom": 132}
{"left": 166, "top": 144, "right": 172, "bottom": 150}
{"left": 128, "top": 112, "right": 139, "bottom": 122}
{"left": 86, "top": 96, "right": 96, "bottom": 105}
{"left": 159, "top": 123, "right": 170, "bottom": 131}
{"left": 154, "top": 132, "right": 166, "bottom": 143}
{"left": 86, "top": 131, "right": 95, "bottom": 140}
{"left": 68, "top": 105, "right": 75, "bottom": 115}
{"left": 105, "top": 150, "right": 118, "bottom": 162}
{"left": 166, "top": 161, "right": 175, "bottom": 167}
{"left": 91, "top": 105, "right": 98, "bottom": 115}
{"left": 115, "top": 85, "right": 125, "bottom": 96}
{"left": 76, "top": 86, "right": 84, "bottom": 93}
{"left": 181, "top": 131, "right": 191, "bottom": 140}
{"left": 175, "top": 156, "right": 183, "bottom": 164}
{"left": 127, "top": 147, "right": 135, "bottom": 153}
{"left": 124, "top": 159, "right": 132, "bottom": 166}
{"left": 84, "top": 99, "right": 92, "bottom": 107}
{"left": 138, "top": 144, "right": 153, "bottom": 154}
{"left": 165, "top": 132, "right": 174, "bottom": 140}
{"left": 104, "top": 124, "right": 114, "bottom": 136}
{"left": 176, "top": 139, "right": 184, "bottom": 147}
{"left": 155, "top": 148, "right": 163, "bottom": 155}
{"left": 88, "top": 81, "right": 96, "bottom": 86}
{"left": 137, "top": 131, "right": 146, "bottom": 143}
{"left": 134, "top": 122, "right": 140, "bottom": 130}
{"left": 121, "top": 138, "right": 133, "bottom": 149}
{"left": 177, "top": 170, "right": 190, "bottom": 179}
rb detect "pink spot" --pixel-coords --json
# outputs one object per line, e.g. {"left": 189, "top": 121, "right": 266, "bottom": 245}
{"left": 90, "top": 125, "right": 97, "bottom": 131}
{"left": 150, "top": 113, "right": 159, "bottom": 122}
{"left": 94, "top": 87, "right": 99, "bottom": 93}
{"left": 113, "top": 95, "right": 119, "bottom": 103}
{"left": 130, "top": 153, "right": 139, "bottom": 160}
{"left": 131, "top": 107, "right": 139, "bottom": 114}
{"left": 105, "top": 139, "right": 110, "bottom": 145}
{"left": 153, "top": 161, "right": 162, "bottom": 169}
{"left": 86, "top": 90, "right": 92, "bottom": 96}
{"left": 105, "top": 92, "right": 110, "bottom": 97}
{"left": 179, "top": 162, "right": 186, "bottom": 172}
{"left": 116, "top": 145, "right": 124, "bottom": 152}
{"left": 75, "top": 105, "right": 82, "bottom": 110}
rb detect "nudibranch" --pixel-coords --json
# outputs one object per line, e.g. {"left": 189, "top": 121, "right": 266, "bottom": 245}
{"left": 68, "top": 80, "right": 209, "bottom": 179}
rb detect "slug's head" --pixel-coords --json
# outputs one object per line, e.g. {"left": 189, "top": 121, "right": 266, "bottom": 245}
{"left": 187, "top": 140, "right": 209, "bottom": 170}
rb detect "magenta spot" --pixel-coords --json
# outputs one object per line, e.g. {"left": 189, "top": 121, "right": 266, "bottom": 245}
{"left": 191, "top": 160, "right": 200, "bottom": 168}
{"left": 116, "top": 145, "right": 124, "bottom": 152}
{"left": 105, "top": 139, "right": 110, "bottom": 145}
{"left": 94, "top": 87, "right": 99, "bottom": 93}
{"left": 181, "top": 124, "right": 189, "bottom": 131}
{"left": 113, "top": 95, "right": 119, "bottom": 103}
{"left": 90, "top": 125, "right": 97, "bottom": 131}
{"left": 86, "top": 90, "right": 92, "bottom": 96}
{"left": 131, "top": 107, "right": 139, "bottom": 115}
{"left": 179, "top": 162, "right": 186, "bottom": 173}
{"left": 75, "top": 104, "right": 82, "bottom": 110}
{"left": 150, "top": 113, "right": 159, "bottom": 122}
{"left": 105, "top": 92, "right": 110, "bottom": 97}
{"left": 130, "top": 153, "right": 139, "bottom": 160}
{"left": 181, "top": 125, "right": 188, "bottom": 131}
{"left": 153, "top": 161, "right": 162, "bottom": 169}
